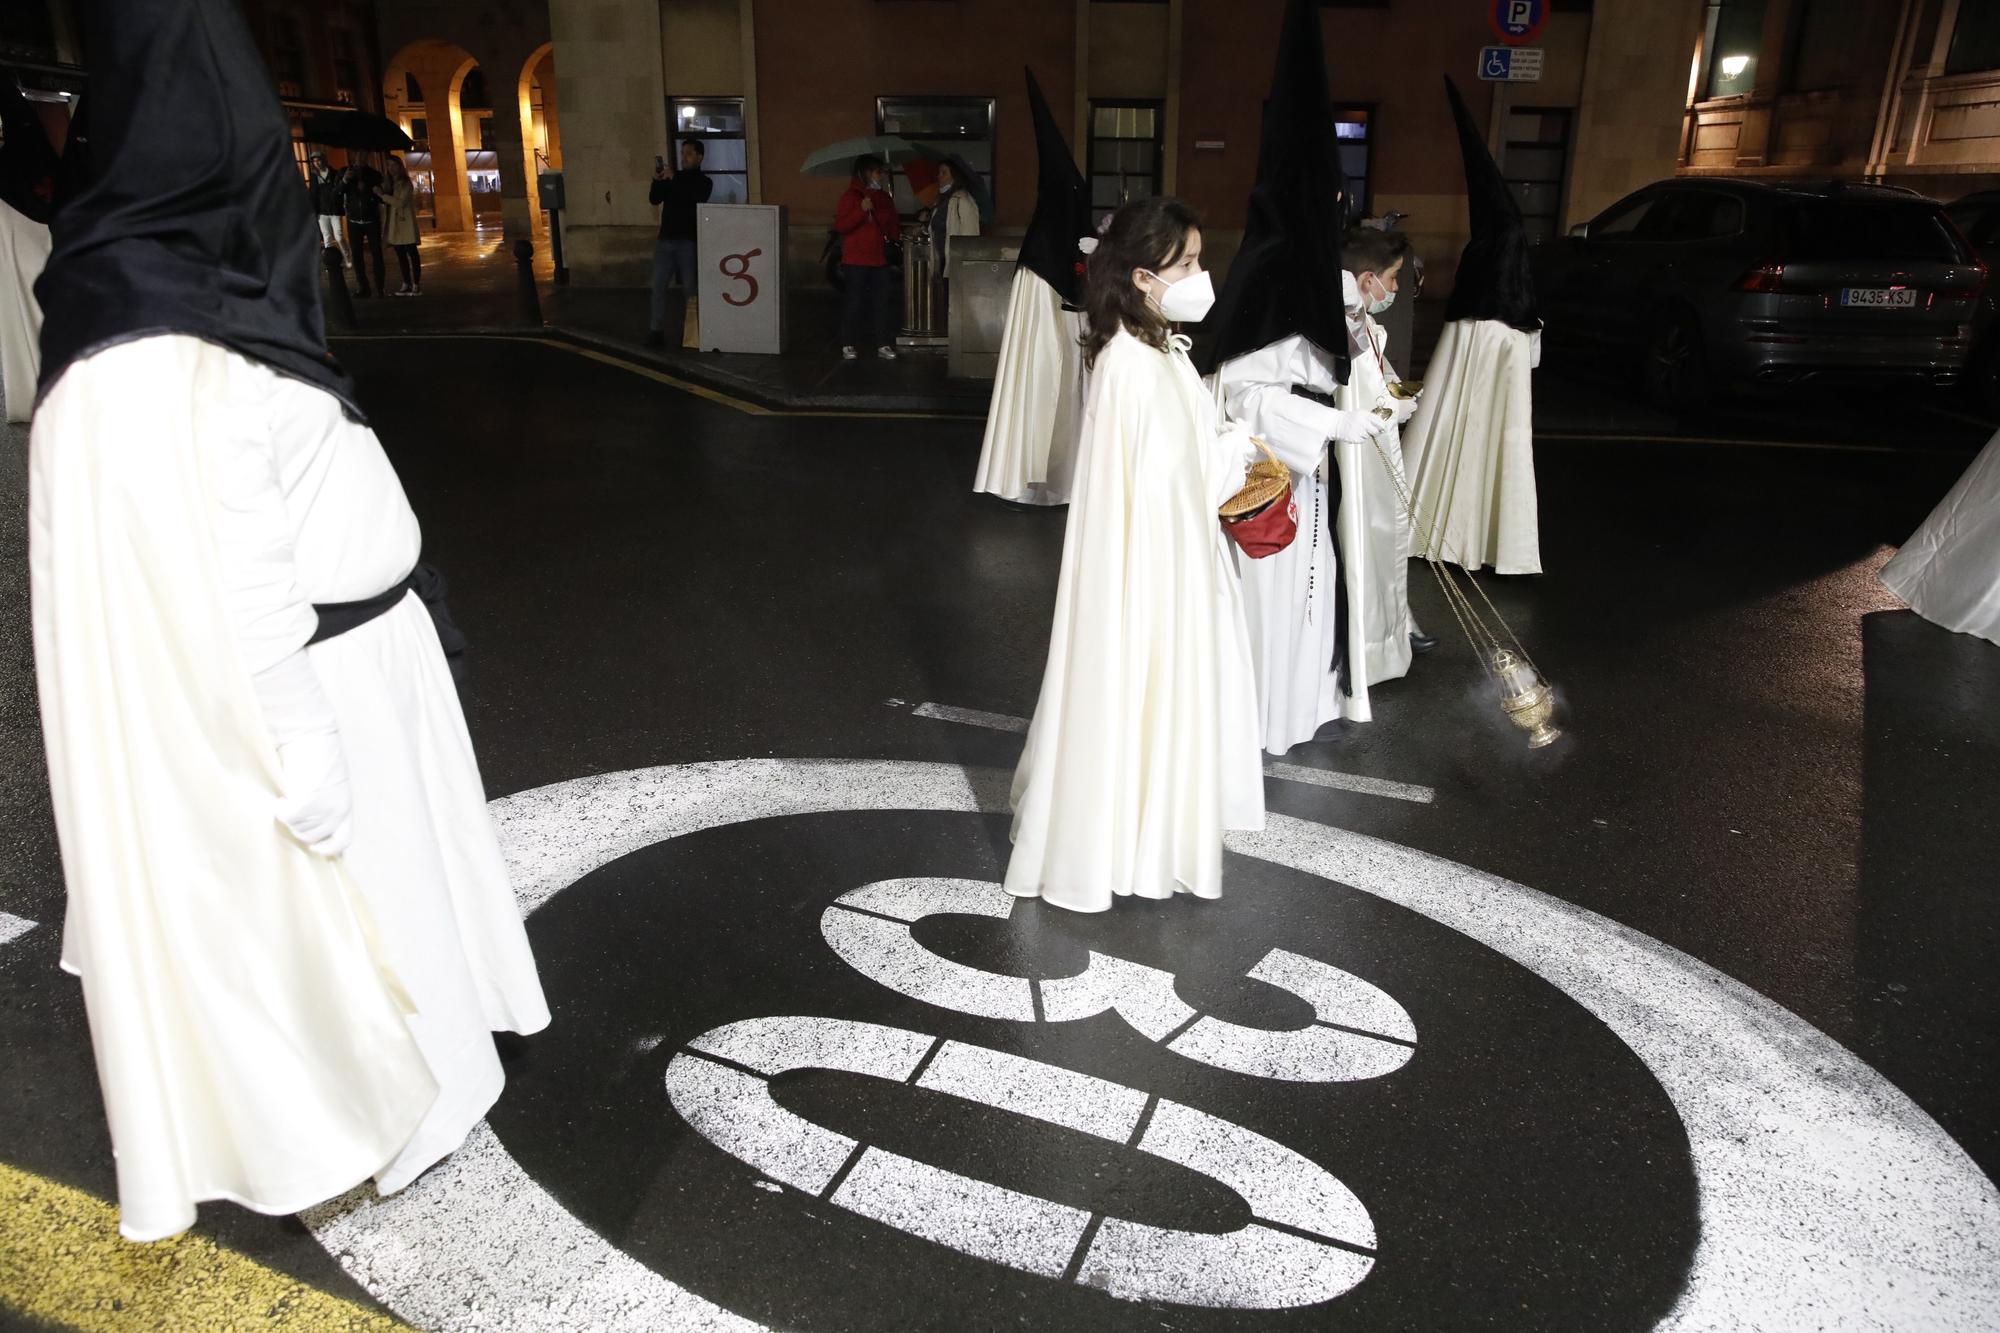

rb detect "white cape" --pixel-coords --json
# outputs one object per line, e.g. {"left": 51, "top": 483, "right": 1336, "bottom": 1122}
{"left": 0, "top": 199, "right": 50, "bottom": 424}
{"left": 1215, "top": 335, "right": 1398, "bottom": 754}
{"left": 1400, "top": 319, "right": 1541, "bottom": 575}
{"left": 973, "top": 269, "right": 1086, "bottom": 506}
{"left": 31, "top": 335, "right": 549, "bottom": 1240}
{"left": 1880, "top": 429, "right": 2000, "bottom": 646}
{"left": 1006, "top": 330, "right": 1264, "bottom": 913}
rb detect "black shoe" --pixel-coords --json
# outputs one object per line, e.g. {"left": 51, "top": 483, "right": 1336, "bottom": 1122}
{"left": 643, "top": 330, "right": 666, "bottom": 348}
{"left": 1410, "top": 631, "right": 1438, "bottom": 655}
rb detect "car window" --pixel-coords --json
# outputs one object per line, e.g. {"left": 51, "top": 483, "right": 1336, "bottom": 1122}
{"left": 1945, "top": 202, "right": 1998, "bottom": 249}
{"left": 1780, "top": 200, "right": 1970, "bottom": 263}
{"left": 1590, "top": 193, "right": 1660, "bottom": 240}
{"left": 1646, "top": 192, "right": 1745, "bottom": 242}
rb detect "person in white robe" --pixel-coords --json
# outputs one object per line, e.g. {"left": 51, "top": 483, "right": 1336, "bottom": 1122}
{"left": 973, "top": 68, "right": 1094, "bottom": 507}
{"left": 1007, "top": 197, "right": 1263, "bottom": 913}
{"left": 0, "top": 82, "right": 56, "bottom": 424}
{"left": 30, "top": 0, "right": 548, "bottom": 1241}
{"left": 1400, "top": 76, "right": 1547, "bottom": 576}
{"left": 1879, "top": 429, "right": 2000, "bottom": 648}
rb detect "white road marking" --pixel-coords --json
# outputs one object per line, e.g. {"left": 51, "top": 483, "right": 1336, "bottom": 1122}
{"left": 0, "top": 912, "right": 37, "bottom": 947}
{"left": 297, "top": 758, "right": 2000, "bottom": 1331}
{"left": 825, "top": 880, "right": 1414, "bottom": 1083}
{"left": 909, "top": 702, "right": 1438, "bottom": 804}
{"left": 1263, "top": 761, "right": 1436, "bottom": 805}
{"left": 667, "top": 1014, "right": 1377, "bottom": 1308}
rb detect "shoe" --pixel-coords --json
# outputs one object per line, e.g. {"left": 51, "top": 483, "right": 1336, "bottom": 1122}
{"left": 877, "top": 345, "right": 898, "bottom": 361}
{"left": 1410, "top": 631, "right": 1438, "bottom": 655}
{"left": 410, "top": 286, "right": 422, "bottom": 296}
{"left": 395, "top": 285, "right": 412, "bottom": 296}
{"left": 841, "top": 346, "right": 859, "bottom": 361}
{"left": 644, "top": 330, "right": 666, "bottom": 348}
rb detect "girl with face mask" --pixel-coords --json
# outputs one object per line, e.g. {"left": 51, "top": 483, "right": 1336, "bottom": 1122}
{"left": 1004, "top": 197, "right": 1268, "bottom": 915}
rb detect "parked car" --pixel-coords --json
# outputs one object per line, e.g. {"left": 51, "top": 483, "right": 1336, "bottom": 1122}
{"left": 1944, "top": 189, "right": 2000, "bottom": 414}
{"left": 1531, "top": 179, "right": 1988, "bottom": 411}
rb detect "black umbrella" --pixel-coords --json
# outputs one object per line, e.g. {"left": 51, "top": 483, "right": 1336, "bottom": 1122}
{"left": 300, "top": 110, "right": 412, "bottom": 152}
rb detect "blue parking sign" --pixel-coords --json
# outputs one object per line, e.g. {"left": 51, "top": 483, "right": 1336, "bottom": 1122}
{"left": 1490, "top": 0, "right": 1547, "bottom": 44}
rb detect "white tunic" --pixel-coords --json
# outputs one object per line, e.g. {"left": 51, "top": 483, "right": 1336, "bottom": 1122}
{"left": 1006, "top": 330, "right": 1264, "bottom": 913}
{"left": 1342, "top": 306, "right": 1417, "bottom": 685}
{"left": 973, "top": 269, "right": 1087, "bottom": 506}
{"left": 30, "top": 334, "right": 549, "bottom": 1240}
{"left": 1400, "top": 319, "right": 1542, "bottom": 575}
{"left": 1215, "top": 335, "right": 1397, "bottom": 753}
{"left": 0, "top": 199, "right": 50, "bottom": 423}
{"left": 1880, "top": 429, "right": 2000, "bottom": 647}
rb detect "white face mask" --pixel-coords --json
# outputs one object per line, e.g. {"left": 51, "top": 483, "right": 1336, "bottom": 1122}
{"left": 1362, "top": 273, "right": 1396, "bottom": 316}
{"left": 1143, "top": 268, "right": 1216, "bottom": 323}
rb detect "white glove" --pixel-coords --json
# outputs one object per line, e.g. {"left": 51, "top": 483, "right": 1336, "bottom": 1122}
{"left": 252, "top": 648, "right": 353, "bottom": 858}
{"left": 1325, "top": 407, "right": 1389, "bottom": 448}
{"left": 1385, "top": 393, "right": 1420, "bottom": 427}
{"left": 275, "top": 730, "right": 354, "bottom": 858}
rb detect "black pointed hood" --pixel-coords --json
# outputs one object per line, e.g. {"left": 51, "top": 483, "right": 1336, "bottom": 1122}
{"left": 36, "top": 0, "right": 360, "bottom": 416}
{"left": 1442, "top": 75, "right": 1540, "bottom": 331}
{"left": 0, "top": 82, "right": 61, "bottom": 225}
{"left": 1198, "top": 0, "right": 1348, "bottom": 378}
{"left": 1017, "top": 68, "right": 1093, "bottom": 306}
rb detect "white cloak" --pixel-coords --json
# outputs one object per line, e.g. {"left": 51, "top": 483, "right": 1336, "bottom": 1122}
{"left": 1006, "top": 330, "right": 1264, "bottom": 913}
{"left": 1342, "top": 307, "right": 1416, "bottom": 685}
{"left": 1400, "top": 319, "right": 1542, "bottom": 575}
{"left": 31, "top": 335, "right": 549, "bottom": 1240}
{"left": 1215, "top": 335, "right": 1395, "bottom": 753}
{"left": 0, "top": 199, "right": 50, "bottom": 423}
{"left": 1880, "top": 428, "right": 2000, "bottom": 647}
{"left": 973, "top": 269, "right": 1086, "bottom": 506}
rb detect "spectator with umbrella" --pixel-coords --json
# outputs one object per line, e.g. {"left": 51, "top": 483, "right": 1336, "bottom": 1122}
{"left": 833, "top": 154, "right": 900, "bottom": 361}
{"left": 340, "top": 150, "right": 386, "bottom": 297}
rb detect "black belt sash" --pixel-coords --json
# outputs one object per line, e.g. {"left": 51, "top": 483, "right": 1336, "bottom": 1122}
{"left": 308, "top": 573, "right": 415, "bottom": 645}
{"left": 1289, "top": 383, "right": 1353, "bottom": 698}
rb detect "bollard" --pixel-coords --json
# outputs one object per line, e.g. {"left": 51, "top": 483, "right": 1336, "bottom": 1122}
{"left": 513, "top": 239, "right": 543, "bottom": 326}
{"left": 321, "top": 246, "right": 355, "bottom": 331}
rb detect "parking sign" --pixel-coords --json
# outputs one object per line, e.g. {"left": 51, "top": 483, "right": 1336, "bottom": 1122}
{"left": 1490, "top": 0, "right": 1547, "bottom": 45}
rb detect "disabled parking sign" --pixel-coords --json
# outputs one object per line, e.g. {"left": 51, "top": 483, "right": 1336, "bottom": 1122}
{"left": 1479, "top": 45, "right": 1545, "bottom": 82}
{"left": 1490, "top": 0, "right": 1547, "bottom": 44}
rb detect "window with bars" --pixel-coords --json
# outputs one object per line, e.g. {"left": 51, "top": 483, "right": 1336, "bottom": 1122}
{"left": 1501, "top": 106, "right": 1571, "bottom": 245}
{"left": 271, "top": 14, "right": 307, "bottom": 98}
{"left": 876, "top": 96, "right": 995, "bottom": 216}
{"left": 331, "top": 28, "right": 360, "bottom": 106}
{"left": 1946, "top": 0, "right": 2000, "bottom": 75}
{"left": 1088, "top": 101, "right": 1163, "bottom": 226}
{"left": 1334, "top": 104, "right": 1374, "bottom": 221}
{"left": 669, "top": 97, "right": 749, "bottom": 204}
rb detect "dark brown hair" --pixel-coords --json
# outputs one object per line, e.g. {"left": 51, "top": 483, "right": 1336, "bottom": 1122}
{"left": 1083, "top": 196, "right": 1202, "bottom": 368}
{"left": 1343, "top": 225, "right": 1410, "bottom": 278}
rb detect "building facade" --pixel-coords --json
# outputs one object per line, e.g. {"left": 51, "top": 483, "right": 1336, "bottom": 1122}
{"left": 1679, "top": 0, "right": 2000, "bottom": 202}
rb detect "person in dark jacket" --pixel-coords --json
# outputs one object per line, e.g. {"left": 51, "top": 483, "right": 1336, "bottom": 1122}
{"left": 647, "top": 136, "right": 711, "bottom": 348}
{"left": 306, "top": 151, "right": 346, "bottom": 263}
{"left": 835, "top": 154, "right": 900, "bottom": 361}
{"left": 340, "top": 152, "right": 385, "bottom": 297}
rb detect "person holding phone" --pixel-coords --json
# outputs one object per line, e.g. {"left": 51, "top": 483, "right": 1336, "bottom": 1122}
{"left": 646, "top": 137, "right": 710, "bottom": 349}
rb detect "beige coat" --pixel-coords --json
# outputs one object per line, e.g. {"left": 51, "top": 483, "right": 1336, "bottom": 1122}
{"left": 379, "top": 178, "right": 419, "bottom": 247}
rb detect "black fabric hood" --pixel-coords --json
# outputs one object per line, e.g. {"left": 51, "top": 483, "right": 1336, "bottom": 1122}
{"left": 1016, "top": 67, "right": 1093, "bottom": 306}
{"left": 1198, "top": 0, "right": 1349, "bottom": 379}
{"left": 36, "top": 0, "right": 361, "bottom": 416}
{"left": 1442, "top": 75, "right": 1540, "bottom": 331}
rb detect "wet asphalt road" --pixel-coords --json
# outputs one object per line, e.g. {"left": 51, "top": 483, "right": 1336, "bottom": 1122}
{"left": 0, "top": 338, "right": 1996, "bottom": 1331}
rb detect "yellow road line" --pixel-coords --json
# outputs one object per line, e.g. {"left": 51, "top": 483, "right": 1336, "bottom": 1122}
{"left": 330, "top": 330, "right": 977, "bottom": 420}
{"left": 0, "top": 1161, "right": 409, "bottom": 1332}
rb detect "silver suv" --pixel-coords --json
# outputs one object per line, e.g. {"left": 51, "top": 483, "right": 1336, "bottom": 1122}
{"left": 1533, "top": 180, "right": 1987, "bottom": 409}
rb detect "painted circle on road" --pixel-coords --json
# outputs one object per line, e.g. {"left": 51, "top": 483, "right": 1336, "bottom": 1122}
{"left": 301, "top": 759, "right": 2000, "bottom": 1331}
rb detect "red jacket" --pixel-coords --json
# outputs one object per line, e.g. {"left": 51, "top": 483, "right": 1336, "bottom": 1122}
{"left": 835, "top": 179, "right": 900, "bottom": 267}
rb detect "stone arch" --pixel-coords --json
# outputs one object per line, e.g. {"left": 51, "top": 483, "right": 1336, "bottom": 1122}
{"left": 383, "top": 38, "right": 479, "bottom": 232}
{"left": 517, "top": 40, "right": 561, "bottom": 217}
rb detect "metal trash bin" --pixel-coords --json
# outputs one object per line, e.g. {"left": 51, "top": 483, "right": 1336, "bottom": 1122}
{"left": 948, "top": 237, "right": 1018, "bottom": 379}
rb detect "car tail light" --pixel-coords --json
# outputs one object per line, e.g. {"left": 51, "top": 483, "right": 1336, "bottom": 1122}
{"left": 1937, "top": 259, "right": 1989, "bottom": 302}
{"left": 1734, "top": 260, "right": 1801, "bottom": 294}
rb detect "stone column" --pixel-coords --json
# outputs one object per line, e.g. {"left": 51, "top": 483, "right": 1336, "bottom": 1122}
{"left": 545, "top": 0, "right": 666, "bottom": 285}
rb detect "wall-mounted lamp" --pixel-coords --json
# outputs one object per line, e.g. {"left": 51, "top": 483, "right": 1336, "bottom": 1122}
{"left": 1719, "top": 54, "right": 1751, "bottom": 78}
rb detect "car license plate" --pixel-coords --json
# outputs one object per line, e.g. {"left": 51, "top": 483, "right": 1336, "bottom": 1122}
{"left": 1839, "top": 287, "right": 1918, "bottom": 308}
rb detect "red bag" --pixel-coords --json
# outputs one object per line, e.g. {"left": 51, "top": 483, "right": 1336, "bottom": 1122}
{"left": 1222, "top": 489, "right": 1299, "bottom": 558}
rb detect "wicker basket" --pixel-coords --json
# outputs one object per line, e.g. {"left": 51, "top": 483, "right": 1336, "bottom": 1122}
{"left": 1219, "top": 437, "right": 1290, "bottom": 520}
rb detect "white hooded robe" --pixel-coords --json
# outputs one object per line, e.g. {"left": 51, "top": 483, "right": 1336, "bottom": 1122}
{"left": 1400, "top": 319, "right": 1542, "bottom": 575}
{"left": 973, "top": 269, "right": 1087, "bottom": 506}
